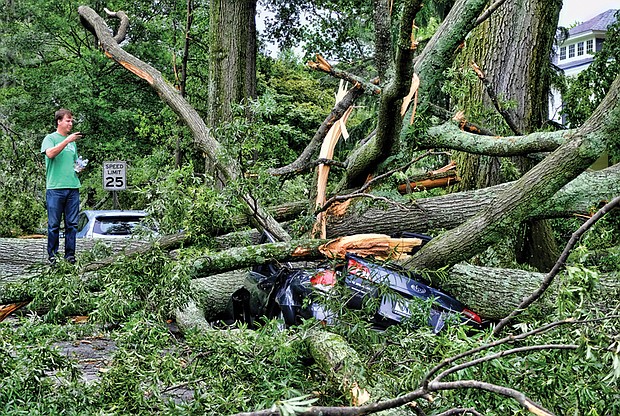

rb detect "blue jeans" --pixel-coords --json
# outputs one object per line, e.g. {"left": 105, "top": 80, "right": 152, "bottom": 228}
{"left": 46, "top": 188, "right": 80, "bottom": 261}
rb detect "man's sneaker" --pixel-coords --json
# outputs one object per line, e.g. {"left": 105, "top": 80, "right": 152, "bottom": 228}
{"left": 49, "top": 257, "right": 57, "bottom": 267}
{"left": 65, "top": 256, "right": 76, "bottom": 265}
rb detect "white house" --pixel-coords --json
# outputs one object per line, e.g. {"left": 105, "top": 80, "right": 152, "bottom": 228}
{"left": 549, "top": 9, "right": 618, "bottom": 124}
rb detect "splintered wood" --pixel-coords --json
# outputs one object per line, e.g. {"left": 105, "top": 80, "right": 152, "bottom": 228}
{"left": 400, "top": 73, "right": 420, "bottom": 125}
{"left": 312, "top": 79, "right": 353, "bottom": 239}
{"left": 319, "top": 234, "right": 423, "bottom": 260}
{"left": 397, "top": 161, "right": 459, "bottom": 193}
{"left": 0, "top": 302, "right": 28, "bottom": 322}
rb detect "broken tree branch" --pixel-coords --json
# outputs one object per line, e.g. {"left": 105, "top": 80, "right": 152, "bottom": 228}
{"left": 318, "top": 150, "right": 440, "bottom": 214}
{"left": 341, "top": 0, "right": 423, "bottom": 189}
{"left": 307, "top": 54, "right": 382, "bottom": 95}
{"left": 413, "top": 121, "right": 569, "bottom": 156}
{"left": 77, "top": 6, "right": 290, "bottom": 242}
{"left": 428, "top": 103, "right": 497, "bottom": 136}
{"left": 103, "top": 8, "right": 129, "bottom": 43}
{"left": 475, "top": 0, "right": 509, "bottom": 25}
{"left": 471, "top": 61, "right": 522, "bottom": 135}
{"left": 398, "top": 161, "right": 460, "bottom": 194}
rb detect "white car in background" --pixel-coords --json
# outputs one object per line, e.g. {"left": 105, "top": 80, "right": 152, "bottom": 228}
{"left": 76, "top": 210, "right": 155, "bottom": 238}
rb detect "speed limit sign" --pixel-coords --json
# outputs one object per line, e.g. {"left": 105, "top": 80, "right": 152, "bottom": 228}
{"left": 103, "top": 161, "right": 127, "bottom": 191}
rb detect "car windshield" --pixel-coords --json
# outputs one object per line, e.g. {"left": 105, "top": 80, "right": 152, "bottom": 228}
{"left": 93, "top": 216, "right": 146, "bottom": 236}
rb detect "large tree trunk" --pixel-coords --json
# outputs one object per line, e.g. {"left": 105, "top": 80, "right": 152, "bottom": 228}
{"left": 207, "top": 0, "right": 257, "bottom": 186}
{"left": 457, "top": 0, "right": 561, "bottom": 132}
{"left": 452, "top": 0, "right": 563, "bottom": 271}
{"left": 207, "top": 0, "right": 257, "bottom": 127}
{"left": 3, "top": 163, "right": 619, "bottom": 278}
{"left": 343, "top": 0, "right": 489, "bottom": 189}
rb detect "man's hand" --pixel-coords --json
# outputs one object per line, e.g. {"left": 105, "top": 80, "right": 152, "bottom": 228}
{"left": 67, "top": 132, "right": 83, "bottom": 142}
{"left": 45, "top": 133, "right": 80, "bottom": 159}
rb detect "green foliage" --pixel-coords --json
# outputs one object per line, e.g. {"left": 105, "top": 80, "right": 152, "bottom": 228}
{"left": 132, "top": 163, "right": 246, "bottom": 240}
{"left": 441, "top": 65, "right": 480, "bottom": 106}
{"left": 0, "top": 341, "right": 84, "bottom": 414}
{"left": 256, "top": 55, "right": 335, "bottom": 162}
{"left": 0, "top": 190, "right": 45, "bottom": 237}
{"left": 3, "top": 250, "right": 620, "bottom": 415}
{"left": 442, "top": 65, "right": 516, "bottom": 135}
{"left": 261, "top": 0, "right": 449, "bottom": 63}
{"left": 176, "top": 322, "right": 323, "bottom": 413}
{"left": 0, "top": 316, "right": 97, "bottom": 415}
{"left": 27, "top": 248, "right": 192, "bottom": 324}
{"left": 28, "top": 265, "right": 97, "bottom": 322}
{"left": 90, "top": 249, "right": 193, "bottom": 323}
{"left": 561, "top": 10, "right": 620, "bottom": 127}
{"left": 271, "top": 395, "right": 319, "bottom": 416}
{"left": 261, "top": 0, "right": 375, "bottom": 62}
{"left": 562, "top": 209, "right": 620, "bottom": 273}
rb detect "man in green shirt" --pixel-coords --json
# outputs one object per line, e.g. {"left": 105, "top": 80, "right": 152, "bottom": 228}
{"left": 41, "top": 109, "right": 84, "bottom": 264}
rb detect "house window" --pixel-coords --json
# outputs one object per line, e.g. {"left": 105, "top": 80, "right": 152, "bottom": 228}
{"left": 577, "top": 42, "right": 584, "bottom": 56}
{"left": 560, "top": 46, "right": 566, "bottom": 60}
{"left": 586, "top": 39, "right": 594, "bottom": 53}
{"left": 568, "top": 44, "right": 575, "bottom": 58}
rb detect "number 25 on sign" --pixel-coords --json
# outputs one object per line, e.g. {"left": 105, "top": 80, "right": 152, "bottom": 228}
{"left": 103, "top": 161, "right": 127, "bottom": 191}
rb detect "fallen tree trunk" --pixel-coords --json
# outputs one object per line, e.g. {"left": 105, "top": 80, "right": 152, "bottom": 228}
{"left": 304, "top": 329, "right": 372, "bottom": 407}
{"left": 0, "top": 237, "right": 153, "bottom": 278}
{"left": 78, "top": 5, "right": 289, "bottom": 242}
{"left": 6, "top": 249, "right": 617, "bottom": 324}
{"left": 176, "top": 270, "right": 249, "bottom": 324}
{"left": 2, "top": 164, "right": 618, "bottom": 279}
{"left": 185, "top": 258, "right": 620, "bottom": 321}
{"left": 327, "top": 163, "right": 620, "bottom": 237}
{"left": 402, "top": 73, "right": 620, "bottom": 272}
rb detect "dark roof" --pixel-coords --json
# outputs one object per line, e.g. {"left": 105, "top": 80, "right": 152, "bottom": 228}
{"left": 569, "top": 9, "right": 618, "bottom": 36}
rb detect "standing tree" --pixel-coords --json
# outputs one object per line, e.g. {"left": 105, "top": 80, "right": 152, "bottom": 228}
{"left": 206, "top": 0, "right": 257, "bottom": 186}
{"left": 208, "top": 0, "right": 257, "bottom": 126}
{"left": 449, "top": 0, "right": 563, "bottom": 270}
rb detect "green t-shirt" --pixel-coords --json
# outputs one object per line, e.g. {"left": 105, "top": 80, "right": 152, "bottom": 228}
{"left": 41, "top": 132, "right": 81, "bottom": 189}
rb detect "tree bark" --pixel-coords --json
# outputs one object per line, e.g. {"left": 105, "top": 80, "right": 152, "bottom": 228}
{"left": 415, "top": 122, "right": 570, "bottom": 156}
{"left": 342, "top": 0, "right": 490, "bottom": 189}
{"left": 402, "top": 73, "right": 620, "bottom": 272}
{"left": 341, "top": 0, "right": 422, "bottom": 189}
{"left": 326, "top": 163, "right": 620, "bottom": 237}
{"left": 450, "top": 0, "right": 563, "bottom": 271}
{"left": 2, "top": 163, "right": 619, "bottom": 279}
{"left": 208, "top": 0, "right": 257, "bottom": 126}
{"left": 206, "top": 0, "right": 257, "bottom": 187}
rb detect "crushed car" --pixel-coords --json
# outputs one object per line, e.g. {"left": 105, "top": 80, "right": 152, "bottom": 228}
{"left": 222, "top": 232, "right": 484, "bottom": 333}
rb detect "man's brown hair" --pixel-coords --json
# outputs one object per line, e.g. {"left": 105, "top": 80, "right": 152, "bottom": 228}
{"left": 54, "top": 109, "right": 73, "bottom": 126}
